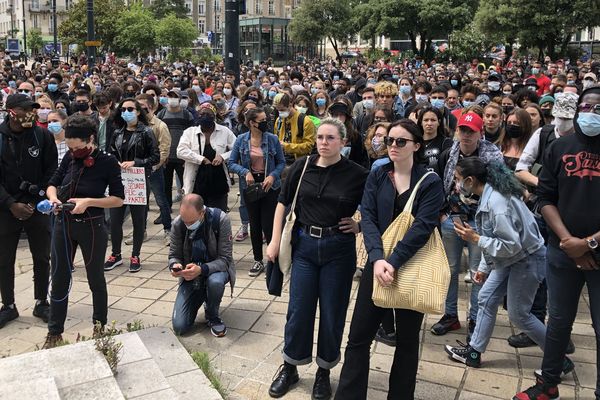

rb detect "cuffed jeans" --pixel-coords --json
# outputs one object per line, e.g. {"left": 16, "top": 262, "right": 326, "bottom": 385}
{"left": 148, "top": 166, "right": 172, "bottom": 231}
{"left": 283, "top": 229, "right": 356, "bottom": 369}
{"left": 542, "top": 245, "right": 600, "bottom": 397}
{"left": 470, "top": 248, "right": 546, "bottom": 353}
{"left": 441, "top": 217, "right": 482, "bottom": 321}
{"left": 172, "top": 271, "right": 229, "bottom": 335}
{"left": 336, "top": 262, "right": 424, "bottom": 400}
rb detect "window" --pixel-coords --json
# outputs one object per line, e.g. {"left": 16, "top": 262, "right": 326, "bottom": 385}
{"left": 215, "top": 0, "right": 220, "bottom": 12}
{"left": 33, "top": 14, "right": 39, "bottom": 29}
{"left": 254, "top": 0, "right": 262, "bottom": 14}
{"left": 268, "top": 0, "right": 274, "bottom": 15}
{"left": 216, "top": 15, "right": 221, "bottom": 32}
{"left": 31, "top": 0, "right": 39, "bottom": 9}
{"left": 198, "top": 19, "right": 205, "bottom": 34}
{"left": 198, "top": 0, "right": 205, "bottom": 15}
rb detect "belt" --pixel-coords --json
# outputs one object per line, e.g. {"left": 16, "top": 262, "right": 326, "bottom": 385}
{"left": 65, "top": 215, "right": 104, "bottom": 223}
{"left": 299, "top": 223, "right": 341, "bottom": 238}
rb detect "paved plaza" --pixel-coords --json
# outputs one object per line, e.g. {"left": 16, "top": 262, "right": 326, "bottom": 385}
{"left": 0, "top": 189, "right": 597, "bottom": 400}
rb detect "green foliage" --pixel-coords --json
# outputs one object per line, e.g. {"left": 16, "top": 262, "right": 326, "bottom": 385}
{"left": 58, "top": 0, "right": 125, "bottom": 51}
{"left": 191, "top": 351, "right": 226, "bottom": 397}
{"left": 114, "top": 3, "right": 156, "bottom": 55}
{"left": 27, "top": 28, "right": 44, "bottom": 55}
{"left": 448, "top": 23, "right": 494, "bottom": 62}
{"left": 289, "top": 0, "right": 358, "bottom": 60}
{"left": 149, "top": 0, "right": 189, "bottom": 19}
{"left": 155, "top": 13, "right": 197, "bottom": 56}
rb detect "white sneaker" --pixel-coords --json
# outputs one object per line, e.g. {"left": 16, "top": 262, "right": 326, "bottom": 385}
{"left": 163, "top": 231, "right": 170, "bottom": 246}
{"left": 464, "top": 272, "right": 472, "bottom": 283}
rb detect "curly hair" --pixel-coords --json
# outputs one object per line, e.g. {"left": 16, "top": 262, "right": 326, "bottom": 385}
{"left": 456, "top": 158, "right": 524, "bottom": 198}
{"left": 364, "top": 122, "right": 390, "bottom": 159}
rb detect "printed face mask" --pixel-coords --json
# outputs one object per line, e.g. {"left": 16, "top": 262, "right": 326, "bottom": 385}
{"left": 10, "top": 110, "right": 36, "bottom": 128}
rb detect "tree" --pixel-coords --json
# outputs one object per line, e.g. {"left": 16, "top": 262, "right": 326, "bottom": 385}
{"left": 28, "top": 28, "right": 44, "bottom": 56}
{"left": 58, "top": 0, "right": 125, "bottom": 52}
{"left": 149, "top": 0, "right": 189, "bottom": 19}
{"left": 114, "top": 3, "right": 156, "bottom": 55}
{"left": 155, "top": 13, "right": 197, "bottom": 57}
{"left": 288, "top": 0, "right": 358, "bottom": 61}
{"left": 448, "top": 23, "right": 494, "bottom": 61}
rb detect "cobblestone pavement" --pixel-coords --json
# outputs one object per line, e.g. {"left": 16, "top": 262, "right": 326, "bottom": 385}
{"left": 0, "top": 190, "right": 596, "bottom": 400}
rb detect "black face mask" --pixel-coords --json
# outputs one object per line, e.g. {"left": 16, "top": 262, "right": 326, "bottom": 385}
{"left": 73, "top": 102, "right": 90, "bottom": 112}
{"left": 541, "top": 108, "right": 553, "bottom": 119}
{"left": 502, "top": 105, "right": 514, "bottom": 115}
{"left": 505, "top": 124, "right": 523, "bottom": 139}
{"left": 256, "top": 120, "right": 269, "bottom": 133}
{"left": 124, "top": 91, "right": 136, "bottom": 98}
{"left": 198, "top": 114, "right": 215, "bottom": 130}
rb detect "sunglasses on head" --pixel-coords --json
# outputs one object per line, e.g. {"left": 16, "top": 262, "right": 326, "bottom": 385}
{"left": 121, "top": 106, "right": 136, "bottom": 112}
{"left": 383, "top": 136, "right": 414, "bottom": 148}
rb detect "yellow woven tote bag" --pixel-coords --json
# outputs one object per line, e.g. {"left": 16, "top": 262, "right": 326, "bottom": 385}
{"left": 371, "top": 172, "right": 450, "bottom": 314}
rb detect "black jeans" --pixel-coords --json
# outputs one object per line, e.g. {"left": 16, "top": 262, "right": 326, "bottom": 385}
{"left": 110, "top": 204, "right": 146, "bottom": 257}
{"left": 164, "top": 160, "right": 184, "bottom": 208}
{"left": 243, "top": 186, "right": 279, "bottom": 262}
{"left": 0, "top": 210, "right": 50, "bottom": 306}
{"left": 531, "top": 279, "right": 548, "bottom": 323}
{"left": 336, "top": 263, "right": 424, "bottom": 400}
{"left": 48, "top": 215, "right": 108, "bottom": 335}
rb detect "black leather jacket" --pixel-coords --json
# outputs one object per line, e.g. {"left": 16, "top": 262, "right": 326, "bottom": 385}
{"left": 110, "top": 122, "right": 160, "bottom": 174}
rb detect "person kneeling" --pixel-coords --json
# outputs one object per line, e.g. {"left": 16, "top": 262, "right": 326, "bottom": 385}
{"left": 169, "top": 194, "right": 235, "bottom": 337}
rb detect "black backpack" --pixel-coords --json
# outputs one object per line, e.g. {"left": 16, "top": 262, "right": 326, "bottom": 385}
{"left": 531, "top": 124, "right": 556, "bottom": 176}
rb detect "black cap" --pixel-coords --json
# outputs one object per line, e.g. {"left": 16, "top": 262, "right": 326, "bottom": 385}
{"left": 5, "top": 94, "right": 40, "bottom": 109}
{"left": 488, "top": 72, "right": 502, "bottom": 81}
{"left": 78, "top": 82, "right": 91, "bottom": 92}
{"left": 525, "top": 78, "right": 538, "bottom": 88}
{"left": 48, "top": 71, "right": 63, "bottom": 83}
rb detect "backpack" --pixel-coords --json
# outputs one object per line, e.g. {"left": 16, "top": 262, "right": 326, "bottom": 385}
{"left": 531, "top": 124, "right": 556, "bottom": 176}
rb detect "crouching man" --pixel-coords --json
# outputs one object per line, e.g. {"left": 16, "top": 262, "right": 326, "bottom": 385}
{"left": 169, "top": 194, "right": 235, "bottom": 337}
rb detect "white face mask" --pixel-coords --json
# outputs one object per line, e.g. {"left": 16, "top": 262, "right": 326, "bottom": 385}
{"left": 555, "top": 117, "right": 574, "bottom": 135}
{"left": 279, "top": 111, "right": 290, "bottom": 119}
{"left": 363, "top": 99, "right": 374, "bottom": 109}
{"left": 294, "top": 105, "right": 307, "bottom": 114}
{"left": 180, "top": 99, "right": 189, "bottom": 108}
{"left": 167, "top": 98, "right": 180, "bottom": 108}
{"left": 223, "top": 88, "right": 233, "bottom": 96}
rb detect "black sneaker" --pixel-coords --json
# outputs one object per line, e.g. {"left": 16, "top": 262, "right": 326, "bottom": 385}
{"left": 33, "top": 300, "right": 50, "bottom": 323}
{"left": 445, "top": 340, "right": 481, "bottom": 367}
{"left": 431, "top": 314, "right": 461, "bottom": 335}
{"left": 269, "top": 363, "right": 299, "bottom": 398}
{"left": 129, "top": 256, "right": 141, "bottom": 273}
{"left": 513, "top": 377, "right": 559, "bottom": 400}
{"left": 466, "top": 319, "right": 476, "bottom": 343}
{"left": 0, "top": 305, "right": 19, "bottom": 328}
{"left": 249, "top": 260, "right": 265, "bottom": 277}
{"left": 566, "top": 338, "right": 575, "bottom": 354}
{"left": 312, "top": 367, "right": 332, "bottom": 400}
{"left": 207, "top": 319, "right": 227, "bottom": 337}
{"left": 374, "top": 326, "right": 396, "bottom": 347}
{"left": 153, "top": 215, "right": 162, "bottom": 225}
{"left": 534, "top": 356, "right": 575, "bottom": 380}
{"left": 103, "top": 254, "right": 123, "bottom": 271}
{"left": 508, "top": 332, "right": 537, "bottom": 348}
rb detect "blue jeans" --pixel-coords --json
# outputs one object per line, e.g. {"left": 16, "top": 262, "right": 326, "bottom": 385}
{"left": 470, "top": 248, "right": 546, "bottom": 353}
{"left": 283, "top": 229, "right": 356, "bottom": 369}
{"left": 542, "top": 245, "right": 600, "bottom": 397}
{"left": 238, "top": 189, "right": 249, "bottom": 225}
{"left": 171, "top": 271, "right": 229, "bottom": 335}
{"left": 441, "top": 217, "right": 482, "bottom": 321}
{"left": 148, "top": 166, "right": 172, "bottom": 231}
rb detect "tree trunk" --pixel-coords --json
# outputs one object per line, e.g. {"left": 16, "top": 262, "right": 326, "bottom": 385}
{"left": 407, "top": 31, "right": 418, "bottom": 54}
{"left": 328, "top": 35, "right": 341, "bottom": 62}
{"left": 370, "top": 35, "right": 376, "bottom": 51}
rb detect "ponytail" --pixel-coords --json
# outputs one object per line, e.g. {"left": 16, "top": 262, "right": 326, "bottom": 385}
{"left": 456, "top": 158, "right": 524, "bottom": 198}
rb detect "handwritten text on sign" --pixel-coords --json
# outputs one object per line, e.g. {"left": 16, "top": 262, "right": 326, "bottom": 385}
{"left": 122, "top": 167, "right": 147, "bottom": 205}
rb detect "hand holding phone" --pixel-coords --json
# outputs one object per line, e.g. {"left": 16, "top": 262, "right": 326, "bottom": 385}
{"left": 450, "top": 214, "right": 467, "bottom": 227}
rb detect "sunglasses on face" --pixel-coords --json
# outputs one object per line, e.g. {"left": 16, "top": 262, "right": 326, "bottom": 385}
{"left": 121, "top": 107, "right": 136, "bottom": 112}
{"left": 383, "top": 136, "right": 414, "bottom": 147}
{"left": 19, "top": 89, "right": 31, "bottom": 93}
{"left": 141, "top": 107, "right": 149, "bottom": 113}
{"left": 579, "top": 103, "right": 600, "bottom": 115}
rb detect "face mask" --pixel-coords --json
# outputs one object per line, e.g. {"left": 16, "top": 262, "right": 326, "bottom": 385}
{"left": 10, "top": 110, "right": 36, "bottom": 128}
{"left": 47, "top": 83, "right": 58, "bottom": 92}
{"left": 502, "top": 105, "right": 514, "bottom": 114}
{"left": 567, "top": 80, "right": 575, "bottom": 85}
{"left": 462, "top": 100, "right": 473, "bottom": 108}
{"left": 215, "top": 100, "right": 226, "bottom": 109}
{"left": 223, "top": 88, "right": 233, "bottom": 96}
{"left": 248, "top": 95, "right": 259, "bottom": 103}
{"left": 122, "top": 110, "right": 137, "bottom": 124}
{"left": 367, "top": 79, "right": 377, "bottom": 85}
{"left": 48, "top": 121, "right": 63, "bottom": 135}
{"left": 531, "top": 68, "right": 540, "bottom": 75}
{"left": 450, "top": 79, "right": 458, "bottom": 87}
{"left": 416, "top": 94, "right": 428, "bottom": 103}
{"left": 192, "top": 85, "right": 201, "bottom": 92}
{"left": 583, "top": 80, "right": 595, "bottom": 89}
{"left": 268, "top": 91, "right": 277, "bottom": 98}
{"left": 73, "top": 102, "right": 90, "bottom": 112}
{"left": 124, "top": 91, "right": 136, "bottom": 98}
{"left": 400, "top": 85, "right": 411, "bottom": 95}
{"left": 198, "top": 114, "right": 216, "bottom": 130}
{"left": 257, "top": 120, "right": 269, "bottom": 133}
{"left": 95, "top": 84, "right": 102, "bottom": 92}
{"left": 34, "top": 92, "right": 42, "bottom": 98}
{"left": 431, "top": 98, "right": 445, "bottom": 109}
{"left": 488, "top": 81, "right": 501, "bottom": 92}
{"left": 555, "top": 117, "right": 574, "bottom": 135}
{"left": 278, "top": 111, "right": 289, "bottom": 119}
{"left": 363, "top": 99, "right": 374, "bottom": 109}
{"left": 159, "top": 96, "right": 168, "bottom": 106}
{"left": 37, "top": 108, "right": 51, "bottom": 121}
{"left": 185, "top": 220, "right": 202, "bottom": 231}
{"left": 575, "top": 112, "right": 600, "bottom": 136}
{"left": 315, "top": 98, "right": 326, "bottom": 107}
{"left": 458, "top": 179, "right": 473, "bottom": 196}
{"left": 505, "top": 124, "right": 523, "bottom": 138}
{"left": 167, "top": 98, "right": 180, "bottom": 108}
{"left": 311, "top": 87, "right": 318, "bottom": 94}
{"left": 180, "top": 99, "right": 189, "bottom": 108}
{"left": 502, "top": 91, "right": 512, "bottom": 96}
{"left": 371, "top": 137, "right": 384, "bottom": 152}
{"left": 72, "top": 146, "right": 93, "bottom": 160}
{"left": 541, "top": 108, "right": 553, "bottom": 119}
{"left": 295, "top": 105, "right": 307, "bottom": 114}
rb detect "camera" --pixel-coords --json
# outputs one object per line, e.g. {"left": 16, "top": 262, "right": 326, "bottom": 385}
{"left": 19, "top": 180, "right": 44, "bottom": 197}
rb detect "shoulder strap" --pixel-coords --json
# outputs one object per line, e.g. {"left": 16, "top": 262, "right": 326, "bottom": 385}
{"left": 211, "top": 208, "right": 221, "bottom": 237}
{"left": 296, "top": 113, "right": 305, "bottom": 138}
{"left": 157, "top": 108, "right": 166, "bottom": 119}
{"left": 402, "top": 171, "right": 435, "bottom": 213}
{"left": 289, "top": 157, "right": 310, "bottom": 215}
{"left": 535, "top": 125, "right": 556, "bottom": 165}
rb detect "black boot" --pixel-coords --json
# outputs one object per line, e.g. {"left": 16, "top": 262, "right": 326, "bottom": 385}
{"left": 312, "top": 367, "right": 332, "bottom": 400}
{"left": 269, "top": 362, "right": 299, "bottom": 398}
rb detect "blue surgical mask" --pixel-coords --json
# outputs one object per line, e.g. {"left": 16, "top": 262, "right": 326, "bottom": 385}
{"left": 462, "top": 100, "right": 473, "bottom": 108}
{"left": 400, "top": 85, "right": 411, "bottom": 95}
{"left": 450, "top": 79, "right": 458, "bottom": 87}
{"left": 47, "top": 83, "right": 58, "bottom": 92}
{"left": 576, "top": 112, "right": 600, "bottom": 137}
{"left": 185, "top": 220, "right": 202, "bottom": 231}
{"left": 268, "top": 91, "right": 277, "bottom": 98}
{"left": 392, "top": 74, "right": 399, "bottom": 80}
{"left": 531, "top": 68, "right": 540, "bottom": 75}
{"left": 363, "top": 99, "right": 374, "bottom": 109}
{"left": 315, "top": 98, "right": 326, "bottom": 107}
{"left": 122, "top": 110, "right": 137, "bottom": 124}
{"left": 48, "top": 121, "right": 63, "bottom": 135}
{"left": 159, "top": 96, "right": 168, "bottom": 106}
{"left": 431, "top": 99, "right": 445, "bottom": 109}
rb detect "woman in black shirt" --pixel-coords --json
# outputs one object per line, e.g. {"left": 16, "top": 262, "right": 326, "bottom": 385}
{"left": 418, "top": 106, "right": 452, "bottom": 174}
{"left": 43, "top": 115, "right": 124, "bottom": 348}
{"left": 266, "top": 118, "right": 369, "bottom": 399}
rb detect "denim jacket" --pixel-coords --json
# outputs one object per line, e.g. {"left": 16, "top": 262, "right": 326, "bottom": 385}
{"left": 475, "top": 184, "right": 545, "bottom": 274}
{"left": 227, "top": 132, "right": 285, "bottom": 191}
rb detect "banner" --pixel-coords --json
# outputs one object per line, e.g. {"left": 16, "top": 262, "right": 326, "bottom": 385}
{"left": 122, "top": 167, "right": 147, "bottom": 205}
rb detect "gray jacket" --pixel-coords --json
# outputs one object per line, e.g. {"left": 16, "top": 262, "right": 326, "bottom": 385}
{"left": 475, "top": 184, "right": 545, "bottom": 274}
{"left": 168, "top": 209, "right": 236, "bottom": 295}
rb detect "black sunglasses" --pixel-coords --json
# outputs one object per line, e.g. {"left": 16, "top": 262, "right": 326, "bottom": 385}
{"left": 383, "top": 136, "right": 415, "bottom": 148}
{"left": 120, "top": 107, "right": 136, "bottom": 112}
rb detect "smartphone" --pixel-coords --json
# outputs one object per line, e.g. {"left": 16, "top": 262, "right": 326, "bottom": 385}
{"left": 450, "top": 214, "right": 467, "bottom": 226}
{"left": 170, "top": 266, "right": 183, "bottom": 273}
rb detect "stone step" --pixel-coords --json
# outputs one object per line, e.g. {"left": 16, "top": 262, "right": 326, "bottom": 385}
{"left": 0, "top": 376, "right": 60, "bottom": 400}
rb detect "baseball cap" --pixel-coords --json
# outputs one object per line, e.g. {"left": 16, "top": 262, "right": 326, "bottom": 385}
{"left": 166, "top": 90, "right": 180, "bottom": 98}
{"left": 5, "top": 94, "right": 40, "bottom": 109}
{"left": 584, "top": 72, "right": 597, "bottom": 81}
{"left": 457, "top": 112, "right": 483, "bottom": 133}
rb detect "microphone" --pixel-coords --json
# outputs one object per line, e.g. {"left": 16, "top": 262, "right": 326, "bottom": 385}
{"left": 36, "top": 200, "right": 75, "bottom": 214}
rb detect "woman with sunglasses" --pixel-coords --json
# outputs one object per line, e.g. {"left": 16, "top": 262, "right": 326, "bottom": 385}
{"left": 104, "top": 98, "right": 159, "bottom": 273}
{"left": 336, "top": 119, "right": 444, "bottom": 400}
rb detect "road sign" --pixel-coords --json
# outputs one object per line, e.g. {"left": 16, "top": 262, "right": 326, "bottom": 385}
{"left": 84, "top": 40, "right": 102, "bottom": 47}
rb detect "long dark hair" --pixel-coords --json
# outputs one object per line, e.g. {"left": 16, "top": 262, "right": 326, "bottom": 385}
{"left": 112, "top": 98, "right": 149, "bottom": 129}
{"left": 387, "top": 119, "right": 424, "bottom": 162}
{"left": 456, "top": 158, "right": 524, "bottom": 197}
{"left": 417, "top": 106, "right": 447, "bottom": 138}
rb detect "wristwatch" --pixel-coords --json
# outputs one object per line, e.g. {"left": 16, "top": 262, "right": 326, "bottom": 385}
{"left": 587, "top": 236, "right": 599, "bottom": 250}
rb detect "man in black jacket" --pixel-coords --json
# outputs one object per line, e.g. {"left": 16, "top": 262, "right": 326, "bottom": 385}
{"left": 0, "top": 94, "right": 57, "bottom": 328}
